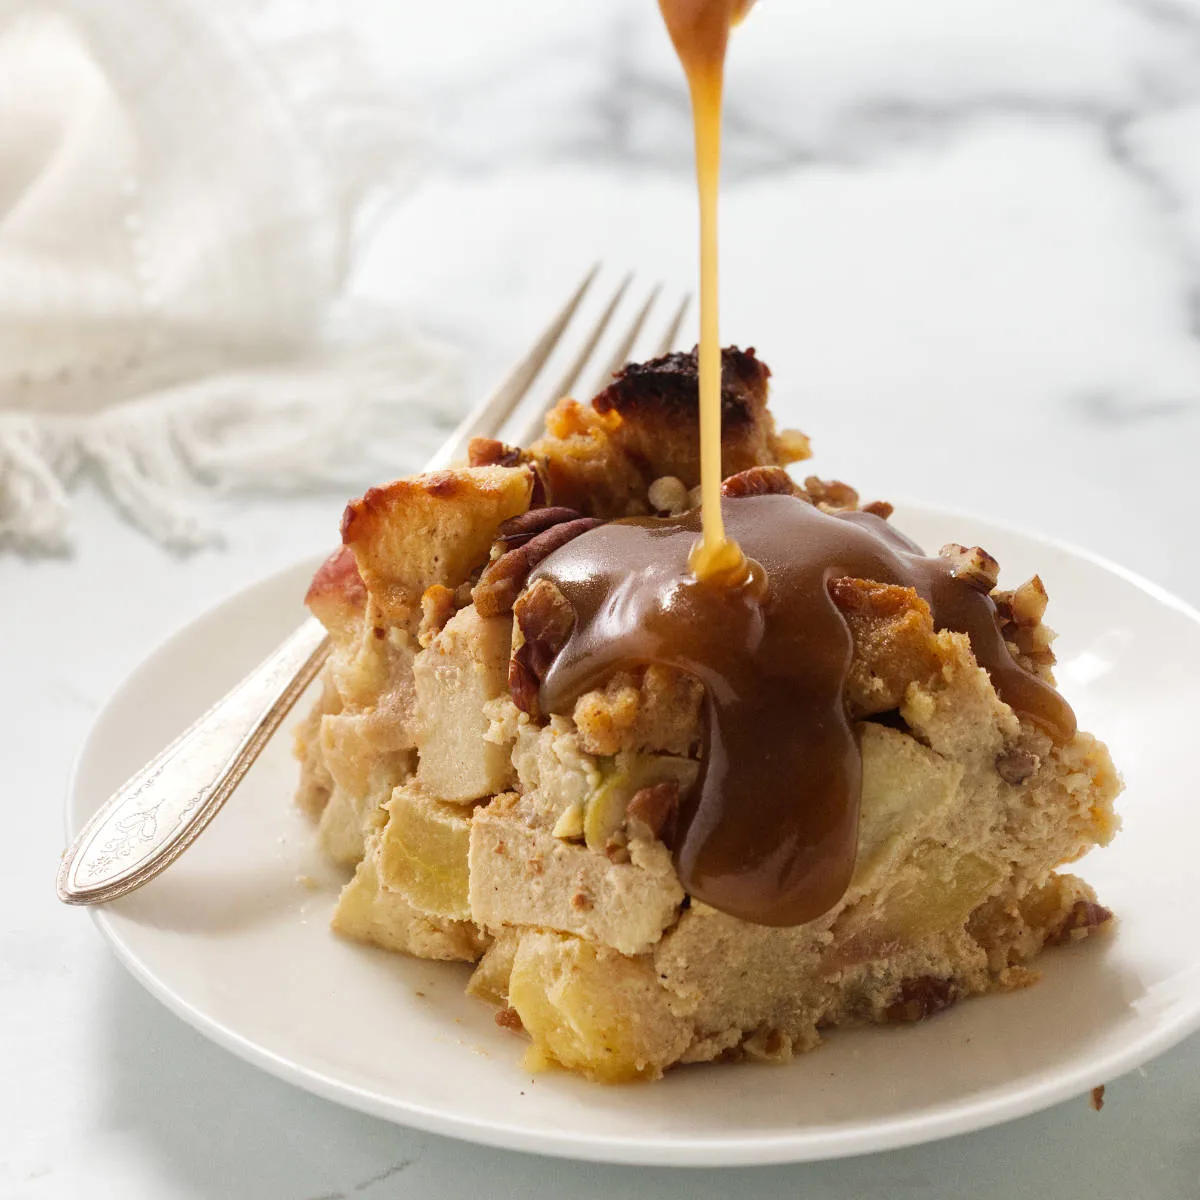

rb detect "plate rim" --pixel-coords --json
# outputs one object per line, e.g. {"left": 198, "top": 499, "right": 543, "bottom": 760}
{"left": 66, "top": 499, "right": 1200, "bottom": 1167}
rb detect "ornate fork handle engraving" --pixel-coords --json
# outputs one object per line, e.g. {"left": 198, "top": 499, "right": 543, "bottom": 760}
{"left": 57, "top": 618, "right": 331, "bottom": 905}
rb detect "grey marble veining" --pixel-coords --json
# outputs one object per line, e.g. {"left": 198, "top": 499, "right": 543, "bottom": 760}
{"left": 358, "top": 0, "right": 1200, "bottom": 454}
{"left": 357, "top": 0, "right": 1200, "bottom": 599}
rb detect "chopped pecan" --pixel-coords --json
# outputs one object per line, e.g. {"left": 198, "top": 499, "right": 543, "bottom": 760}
{"left": 995, "top": 576, "right": 1058, "bottom": 679}
{"left": 1045, "top": 899, "right": 1113, "bottom": 946}
{"left": 721, "top": 465, "right": 801, "bottom": 499}
{"left": 939, "top": 543, "right": 1000, "bottom": 593}
{"left": 995, "top": 747, "right": 1039, "bottom": 785}
{"left": 1008, "top": 575, "right": 1049, "bottom": 627}
{"left": 509, "top": 578, "right": 576, "bottom": 715}
{"left": 494, "top": 1006, "right": 524, "bottom": 1032}
{"left": 803, "top": 476, "right": 859, "bottom": 512}
{"left": 862, "top": 499, "right": 894, "bottom": 520}
{"left": 508, "top": 647, "right": 541, "bottom": 716}
{"left": 604, "top": 835, "right": 632, "bottom": 864}
{"left": 469, "top": 437, "right": 523, "bottom": 468}
{"left": 474, "top": 516, "right": 601, "bottom": 616}
{"left": 776, "top": 428, "right": 813, "bottom": 463}
{"left": 626, "top": 781, "right": 681, "bottom": 843}
{"left": 884, "top": 976, "right": 959, "bottom": 1023}
{"left": 514, "top": 580, "right": 575, "bottom": 666}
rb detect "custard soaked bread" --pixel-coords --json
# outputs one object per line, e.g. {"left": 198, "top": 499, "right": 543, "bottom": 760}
{"left": 295, "top": 348, "right": 1120, "bottom": 1081}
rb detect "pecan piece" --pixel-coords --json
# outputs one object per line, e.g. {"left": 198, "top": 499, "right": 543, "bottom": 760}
{"left": 939, "top": 543, "right": 1000, "bottom": 593}
{"left": 494, "top": 1006, "right": 524, "bottom": 1032}
{"left": 474, "top": 516, "right": 601, "bottom": 616}
{"left": 803, "top": 476, "right": 860, "bottom": 512}
{"left": 508, "top": 648, "right": 541, "bottom": 717}
{"left": 626, "top": 780, "right": 681, "bottom": 844}
{"left": 994, "top": 575, "right": 1057, "bottom": 677}
{"left": 468, "top": 437, "right": 523, "bottom": 468}
{"left": 862, "top": 499, "right": 894, "bottom": 520}
{"left": 995, "top": 746, "right": 1040, "bottom": 785}
{"left": 777, "top": 427, "right": 812, "bottom": 463}
{"left": 1045, "top": 899, "right": 1113, "bottom": 946}
{"left": 604, "top": 836, "right": 632, "bottom": 865}
{"left": 884, "top": 976, "right": 959, "bottom": 1024}
{"left": 1008, "top": 575, "right": 1049, "bottom": 626}
{"left": 493, "top": 506, "right": 582, "bottom": 547}
{"left": 509, "top": 577, "right": 576, "bottom": 715}
{"left": 721, "top": 465, "right": 801, "bottom": 499}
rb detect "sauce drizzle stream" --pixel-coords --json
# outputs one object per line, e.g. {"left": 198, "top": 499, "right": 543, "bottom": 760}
{"left": 658, "top": 0, "right": 753, "bottom": 582}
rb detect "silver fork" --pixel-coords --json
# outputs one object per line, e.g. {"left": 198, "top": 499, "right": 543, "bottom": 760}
{"left": 57, "top": 269, "right": 690, "bottom": 906}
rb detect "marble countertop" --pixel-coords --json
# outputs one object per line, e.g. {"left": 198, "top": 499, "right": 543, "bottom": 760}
{"left": 4, "top": 0, "right": 1200, "bottom": 1196}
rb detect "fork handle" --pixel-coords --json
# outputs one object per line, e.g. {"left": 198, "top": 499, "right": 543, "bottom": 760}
{"left": 57, "top": 618, "right": 331, "bottom": 906}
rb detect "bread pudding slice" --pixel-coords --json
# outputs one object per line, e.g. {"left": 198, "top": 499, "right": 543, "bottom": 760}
{"left": 295, "top": 347, "right": 1121, "bottom": 1082}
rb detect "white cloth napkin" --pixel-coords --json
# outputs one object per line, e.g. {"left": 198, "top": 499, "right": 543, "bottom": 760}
{"left": 0, "top": 0, "right": 461, "bottom": 551}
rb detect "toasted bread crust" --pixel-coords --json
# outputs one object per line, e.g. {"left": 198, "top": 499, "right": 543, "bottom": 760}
{"left": 527, "top": 347, "right": 804, "bottom": 518}
{"left": 305, "top": 546, "right": 368, "bottom": 641}
{"left": 340, "top": 465, "right": 534, "bottom": 625}
{"left": 593, "top": 346, "right": 769, "bottom": 426}
{"left": 828, "top": 579, "right": 951, "bottom": 719}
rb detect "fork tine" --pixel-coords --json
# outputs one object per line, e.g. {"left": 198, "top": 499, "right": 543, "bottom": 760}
{"left": 542, "top": 273, "right": 633, "bottom": 407}
{"left": 510, "top": 281, "right": 660, "bottom": 449}
{"left": 583, "top": 282, "right": 662, "bottom": 401}
{"left": 425, "top": 264, "right": 600, "bottom": 470}
{"left": 651, "top": 293, "right": 691, "bottom": 358}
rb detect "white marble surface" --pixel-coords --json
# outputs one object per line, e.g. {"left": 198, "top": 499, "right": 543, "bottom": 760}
{"left": 5, "top": 0, "right": 1200, "bottom": 1195}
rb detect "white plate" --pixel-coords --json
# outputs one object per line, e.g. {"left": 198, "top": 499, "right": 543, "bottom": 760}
{"left": 67, "top": 502, "right": 1200, "bottom": 1166}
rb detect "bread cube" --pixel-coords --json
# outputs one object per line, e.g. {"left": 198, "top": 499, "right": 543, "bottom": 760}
{"left": 871, "top": 844, "right": 1004, "bottom": 941}
{"left": 466, "top": 930, "right": 520, "bottom": 1006}
{"left": 377, "top": 782, "right": 474, "bottom": 921}
{"left": 341, "top": 465, "right": 534, "bottom": 625}
{"left": 414, "top": 606, "right": 515, "bottom": 803}
{"left": 508, "top": 930, "right": 690, "bottom": 1082}
{"left": 316, "top": 712, "right": 414, "bottom": 866}
{"left": 845, "top": 723, "right": 963, "bottom": 900}
{"left": 468, "top": 793, "right": 683, "bottom": 955}
{"left": 332, "top": 839, "right": 485, "bottom": 962}
{"left": 293, "top": 675, "right": 340, "bottom": 819}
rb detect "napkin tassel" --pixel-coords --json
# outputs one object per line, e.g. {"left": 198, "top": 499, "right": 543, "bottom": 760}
{"left": 0, "top": 328, "right": 462, "bottom": 554}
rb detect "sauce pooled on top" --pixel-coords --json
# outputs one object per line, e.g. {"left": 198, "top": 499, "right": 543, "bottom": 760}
{"left": 532, "top": 497, "right": 1076, "bottom": 926}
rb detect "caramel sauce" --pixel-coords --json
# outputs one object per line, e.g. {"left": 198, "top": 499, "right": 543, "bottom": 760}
{"left": 532, "top": 495, "right": 1077, "bottom": 926}
{"left": 658, "top": 0, "right": 753, "bottom": 582}
{"left": 517, "top": 2, "right": 1078, "bottom": 928}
